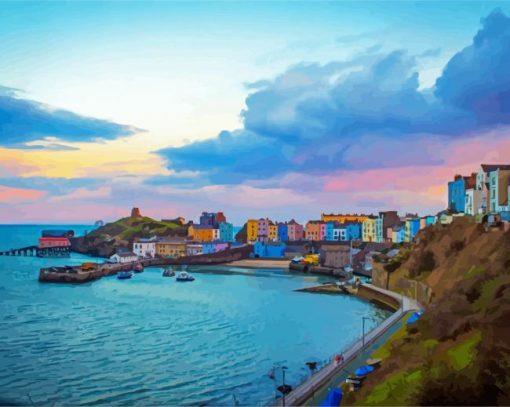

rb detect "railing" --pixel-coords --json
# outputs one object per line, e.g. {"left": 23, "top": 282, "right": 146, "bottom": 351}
{"left": 272, "top": 296, "right": 407, "bottom": 406}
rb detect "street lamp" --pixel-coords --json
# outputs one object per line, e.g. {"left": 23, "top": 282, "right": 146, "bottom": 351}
{"left": 272, "top": 365, "right": 292, "bottom": 407}
{"left": 362, "top": 316, "right": 377, "bottom": 348}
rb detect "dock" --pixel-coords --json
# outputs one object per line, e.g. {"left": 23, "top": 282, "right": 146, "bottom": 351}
{"left": 38, "top": 245, "right": 253, "bottom": 283}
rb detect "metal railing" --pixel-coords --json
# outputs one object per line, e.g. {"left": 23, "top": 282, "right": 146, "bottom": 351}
{"left": 272, "top": 295, "right": 407, "bottom": 406}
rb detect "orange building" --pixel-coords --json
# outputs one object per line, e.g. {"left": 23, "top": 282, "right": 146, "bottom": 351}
{"left": 305, "top": 221, "right": 322, "bottom": 240}
{"left": 268, "top": 221, "right": 278, "bottom": 241}
{"left": 321, "top": 213, "right": 370, "bottom": 223}
{"left": 188, "top": 225, "right": 216, "bottom": 242}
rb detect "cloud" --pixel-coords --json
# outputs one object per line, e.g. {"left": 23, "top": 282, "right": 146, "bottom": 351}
{"left": 435, "top": 8, "right": 510, "bottom": 124}
{"left": 158, "top": 9, "right": 510, "bottom": 190}
{"left": 0, "top": 86, "right": 142, "bottom": 148}
{"left": 0, "top": 185, "right": 46, "bottom": 203}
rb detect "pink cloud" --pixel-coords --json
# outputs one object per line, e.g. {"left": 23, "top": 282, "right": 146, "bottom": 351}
{"left": 0, "top": 185, "right": 46, "bottom": 203}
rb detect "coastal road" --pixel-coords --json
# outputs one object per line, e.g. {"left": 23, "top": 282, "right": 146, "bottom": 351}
{"left": 275, "top": 284, "right": 420, "bottom": 406}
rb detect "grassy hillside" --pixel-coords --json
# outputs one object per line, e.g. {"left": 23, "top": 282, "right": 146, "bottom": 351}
{"left": 343, "top": 218, "right": 510, "bottom": 405}
{"left": 71, "top": 216, "right": 187, "bottom": 257}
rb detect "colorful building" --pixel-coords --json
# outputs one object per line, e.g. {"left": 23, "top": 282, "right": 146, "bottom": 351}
{"left": 325, "top": 222, "right": 336, "bottom": 241}
{"left": 133, "top": 237, "right": 157, "bottom": 258}
{"left": 189, "top": 224, "right": 217, "bottom": 242}
{"left": 246, "top": 219, "right": 258, "bottom": 242}
{"left": 287, "top": 219, "right": 304, "bottom": 241}
{"left": 110, "top": 250, "right": 138, "bottom": 263}
{"left": 202, "top": 241, "right": 229, "bottom": 254}
{"left": 186, "top": 243, "right": 203, "bottom": 256}
{"left": 253, "top": 241, "right": 287, "bottom": 258}
{"left": 405, "top": 218, "right": 421, "bottom": 242}
{"left": 448, "top": 173, "right": 476, "bottom": 213}
{"left": 305, "top": 221, "right": 322, "bottom": 241}
{"left": 219, "top": 222, "right": 234, "bottom": 242}
{"left": 277, "top": 222, "right": 288, "bottom": 242}
{"left": 38, "top": 237, "right": 70, "bottom": 249}
{"left": 465, "top": 188, "right": 484, "bottom": 215}
{"left": 155, "top": 240, "right": 187, "bottom": 258}
{"left": 268, "top": 221, "right": 278, "bottom": 241}
{"left": 488, "top": 167, "right": 510, "bottom": 213}
{"left": 257, "top": 218, "right": 269, "bottom": 242}
{"left": 321, "top": 213, "right": 370, "bottom": 224}
{"left": 391, "top": 224, "right": 406, "bottom": 243}
{"left": 362, "top": 217, "right": 383, "bottom": 243}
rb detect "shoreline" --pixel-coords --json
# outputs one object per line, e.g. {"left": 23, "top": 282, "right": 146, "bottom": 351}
{"left": 277, "top": 284, "right": 420, "bottom": 406}
{"left": 223, "top": 259, "right": 290, "bottom": 269}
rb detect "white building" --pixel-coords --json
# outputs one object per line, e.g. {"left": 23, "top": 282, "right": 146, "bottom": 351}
{"left": 110, "top": 251, "right": 138, "bottom": 263}
{"left": 212, "top": 229, "right": 220, "bottom": 240}
{"left": 465, "top": 188, "right": 485, "bottom": 215}
{"left": 133, "top": 237, "right": 157, "bottom": 258}
{"left": 186, "top": 243, "right": 203, "bottom": 256}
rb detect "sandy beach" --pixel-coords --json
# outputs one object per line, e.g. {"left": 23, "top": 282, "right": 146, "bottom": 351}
{"left": 224, "top": 259, "right": 290, "bottom": 269}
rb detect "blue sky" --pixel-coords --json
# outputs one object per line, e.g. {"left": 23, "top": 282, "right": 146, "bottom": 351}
{"left": 1, "top": 1, "right": 510, "bottom": 223}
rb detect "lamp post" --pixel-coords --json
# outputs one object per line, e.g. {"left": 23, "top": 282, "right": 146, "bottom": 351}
{"left": 273, "top": 365, "right": 291, "bottom": 407}
{"left": 362, "top": 316, "right": 377, "bottom": 348}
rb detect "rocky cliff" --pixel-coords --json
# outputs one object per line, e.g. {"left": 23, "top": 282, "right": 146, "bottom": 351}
{"left": 345, "top": 218, "right": 510, "bottom": 405}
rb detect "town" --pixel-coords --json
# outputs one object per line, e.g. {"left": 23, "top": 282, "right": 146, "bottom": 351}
{"left": 99, "top": 162, "right": 510, "bottom": 275}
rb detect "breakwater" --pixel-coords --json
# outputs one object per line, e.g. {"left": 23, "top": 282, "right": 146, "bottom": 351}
{"left": 39, "top": 245, "right": 252, "bottom": 283}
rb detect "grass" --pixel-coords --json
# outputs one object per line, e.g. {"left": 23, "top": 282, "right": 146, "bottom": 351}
{"left": 447, "top": 330, "right": 481, "bottom": 371}
{"left": 359, "top": 369, "right": 423, "bottom": 405}
{"left": 370, "top": 314, "right": 411, "bottom": 360}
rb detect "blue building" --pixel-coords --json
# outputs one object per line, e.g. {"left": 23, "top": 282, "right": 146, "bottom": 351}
{"left": 277, "top": 223, "right": 288, "bottom": 242}
{"left": 325, "top": 222, "right": 335, "bottom": 241}
{"left": 253, "top": 241, "right": 287, "bottom": 258}
{"left": 345, "top": 222, "right": 362, "bottom": 241}
{"left": 219, "top": 222, "right": 234, "bottom": 242}
{"left": 448, "top": 174, "right": 476, "bottom": 213}
{"left": 405, "top": 218, "right": 421, "bottom": 242}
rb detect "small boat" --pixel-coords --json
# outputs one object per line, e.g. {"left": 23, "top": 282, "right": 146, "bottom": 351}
{"left": 346, "top": 375, "right": 366, "bottom": 385}
{"left": 117, "top": 271, "right": 133, "bottom": 280}
{"left": 366, "top": 358, "right": 382, "bottom": 367}
{"left": 355, "top": 365, "right": 375, "bottom": 377}
{"left": 176, "top": 271, "right": 195, "bottom": 282}
{"left": 133, "top": 263, "right": 144, "bottom": 273}
{"left": 163, "top": 267, "right": 175, "bottom": 277}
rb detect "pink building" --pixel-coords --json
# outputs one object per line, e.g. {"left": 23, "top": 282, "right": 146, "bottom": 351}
{"left": 320, "top": 222, "right": 327, "bottom": 240}
{"left": 258, "top": 218, "right": 269, "bottom": 242}
{"left": 38, "top": 237, "right": 70, "bottom": 248}
{"left": 287, "top": 219, "right": 304, "bottom": 241}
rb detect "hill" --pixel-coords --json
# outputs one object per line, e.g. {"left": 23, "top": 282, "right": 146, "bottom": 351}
{"left": 344, "top": 218, "right": 510, "bottom": 405}
{"left": 71, "top": 216, "right": 188, "bottom": 257}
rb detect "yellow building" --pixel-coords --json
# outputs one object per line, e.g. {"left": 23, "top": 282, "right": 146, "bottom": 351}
{"left": 155, "top": 240, "right": 187, "bottom": 258}
{"left": 193, "top": 227, "right": 215, "bottom": 242}
{"left": 247, "top": 219, "right": 258, "bottom": 242}
{"left": 321, "top": 213, "right": 370, "bottom": 223}
{"left": 268, "top": 222, "right": 278, "bottom": 241}
{"left": 362, "top": 218, "right": 376, "bottom": 242}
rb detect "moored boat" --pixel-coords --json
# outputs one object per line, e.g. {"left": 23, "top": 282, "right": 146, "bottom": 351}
{"left": 134, "top": 263, "right": 144, "bottom": 273}
{"left": 176, "top": 271, "right": 195, "bottom": 282}
{"left": 163, "top": 266, "right": 175, "bottom": 277}
{"left": 117, "top": 271, "right": 133, "bottom": 280}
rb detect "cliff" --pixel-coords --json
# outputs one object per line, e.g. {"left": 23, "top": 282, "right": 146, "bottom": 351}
{"left": 71, "top": 216, "right": 187, "bottom": 257}
{"left": 345, "top": 218, "right": 510, "bottom": 405}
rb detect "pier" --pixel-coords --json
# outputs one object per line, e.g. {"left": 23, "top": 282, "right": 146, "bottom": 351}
{"left": 0, "top": 245, "right": 70, "bottom": 257}
{"left": 38, "top": 244, "right": 253, "bottom": 283}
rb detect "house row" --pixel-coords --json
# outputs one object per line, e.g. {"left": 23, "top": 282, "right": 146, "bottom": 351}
{"left": 131, "top": 237, "right": 231, "bottom": 260}
{"left": 448, "top": 163, "right": 510, "bottom": 215}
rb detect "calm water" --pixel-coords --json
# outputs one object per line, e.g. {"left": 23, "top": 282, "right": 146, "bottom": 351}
{"left": 0, "top": 225, "right": 390, "bottom": 406}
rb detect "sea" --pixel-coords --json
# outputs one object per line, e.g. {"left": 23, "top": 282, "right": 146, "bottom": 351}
{"left": 0, "top": 225, "right": 390, "bottom": 406}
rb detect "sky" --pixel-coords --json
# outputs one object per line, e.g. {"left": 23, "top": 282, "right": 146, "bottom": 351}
{"left": 1, "top": 1, "right": 510, "bottom": 224}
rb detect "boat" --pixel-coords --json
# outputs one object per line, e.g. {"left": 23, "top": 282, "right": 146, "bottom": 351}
{"left": 133, "top": 263, "right": 144, "bottom": 273}
{"left": 117, "top": 271, "right": 133, "bottom": 280}
{"left": 162, "top": 266, "right": 175, "bottom": 277}
{"left": 346, "top": 375, "right": 365, "bottom": 386}
{"left": 176, "top": 271, "right": 195, "bottom": 282}
{"left": 366, "top": 358, "right": 382, "bottom": 367}
{"left": 355, "top": 365, "right": 375, "bottom": 377}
